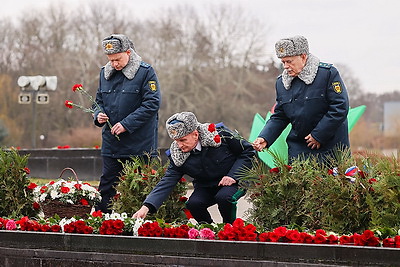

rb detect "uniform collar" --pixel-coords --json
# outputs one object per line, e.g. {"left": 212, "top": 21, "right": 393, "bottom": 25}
{"left": 103, "top": 48, "right": 142, "bottom": 80}
{"left": 281, "top": 53, "right": 320, "bottom": 89}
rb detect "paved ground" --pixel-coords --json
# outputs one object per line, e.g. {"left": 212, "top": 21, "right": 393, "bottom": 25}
{"left": 185, "top": 189, "right": 252, "bottom": 223}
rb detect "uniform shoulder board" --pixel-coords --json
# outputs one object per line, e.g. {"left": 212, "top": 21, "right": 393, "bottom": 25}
{"left": 319, "top": 62, "right": 332, "bottom": 69}
{"left": 140, "top": 61, "right": 151, "bottom": 68}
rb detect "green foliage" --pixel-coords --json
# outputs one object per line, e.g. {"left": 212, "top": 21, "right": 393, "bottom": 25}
{"left": 0, "top": 120, "right": 8, "bottom": 144}
{"left": 361, "top": 154, "right": 400, "bottom": 229}
{"left": 240, "top": 148, "right": 400, "bottom": 234}
{"left": 0, "top": 147, "right": 36, "bottom": 217}
{"left": 112, "top": 154, "right": 188, "bottom": 222}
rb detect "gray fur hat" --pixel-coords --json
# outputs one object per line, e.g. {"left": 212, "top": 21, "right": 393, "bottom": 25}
{"left": 275, "top": 35, "right": 309, "bottom": 58}
{"left": 102, "top": 34, "right": 135, "bottom": 55}
{"left": 166, "top": 112, "right": 199, "bottom": 140}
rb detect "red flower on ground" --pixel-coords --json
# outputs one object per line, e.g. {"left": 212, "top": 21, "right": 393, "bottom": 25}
{"left": 314, "top": 233, "right": 327, "bottom": 244}
{"left": 300, "top": 232, "right": 314, "bottom": 243}
{"left": 339, "top": 235, "right": 352, "bottom": 245}
{"left": 327, "top": 234, "right": 339, "bottom": 244}
{"left": 383, "top": 238, "right": 395, "bottom": 247}
{"left": 51, "top": 225, "right": 61, "bottom": 232}
{"left": 285, "top": 229, "right": 301, "bottom": 243}
{"left": 395, "top": 236, "right": 400, "bottom": 248}
{"left": 315, "top": 229, "right": 327, "bottom": 236}
{"left": 138, "top": 221, "right": 163, "bottom": 237}
{"left": 273, "top": 226, "right": 287, "bottom": 237}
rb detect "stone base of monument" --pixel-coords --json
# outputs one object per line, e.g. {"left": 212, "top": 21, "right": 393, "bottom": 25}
{"left": 0, "top": 230, "right": 398, "bottom": 267}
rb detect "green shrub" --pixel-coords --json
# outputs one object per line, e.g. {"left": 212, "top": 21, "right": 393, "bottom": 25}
{"left": 240, "top": 149, "right": 400, "bottom": 233}
{"left": 0, "top": 147, "right": 36, "bottom": 217}
{"left": 112, "top": 153, "right": 188, "bottom": 222}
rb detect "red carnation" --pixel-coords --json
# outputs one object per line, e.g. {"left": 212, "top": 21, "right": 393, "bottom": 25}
{"left": 40, "top": 186, "right": 48, "bottom": 193}
{"left": 24, "top": 167, "right": 30, "bottom": 174}
{"left": 339, "top": 235, "right": 351, "bottom": 245}
{"left": 72, "top": 84, "right": 83, "bottom": 92}
{"left": 60, "top": 186, "right": 70, "bottom": 194}
{"left": 32, "top": 202, "right": 40, "bottom": 210}
{"left": 269, "top": 167, "right": 280, "bottom": 173}
{"left": 314, "top": 233, "right": 327, "bottom": 244}
{"left": 208, "top": 123, "right": 216, "bottom": 132}
{"left": 74, "top": 183, "right": 82, "bottom": 190}
{"left": 51, "top": 225, "right": 61, "bottom": 232}
{"left": 27, "top": 182, "right": 37, "bottom": 190}
{"left": 80, "top": 198, "right": 89, "bottom": 205}
{"left": 214, "top": 134, "right": 221, "bottom": 143}
{"left": 179, "top": 196, "right": 188, "bottom": 202}
{"left": 65, "top": 100, "right": 73, "bottom": 109}
{"left": 91, "top": 210, "right": 103, "bottom": 217}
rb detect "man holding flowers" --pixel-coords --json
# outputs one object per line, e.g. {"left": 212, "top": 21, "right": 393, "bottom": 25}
{"left": 133, "top": 112, "right": 255, "bottom": 224}
{"left": 94, "top": 34, "right": 161, "bottom": 213}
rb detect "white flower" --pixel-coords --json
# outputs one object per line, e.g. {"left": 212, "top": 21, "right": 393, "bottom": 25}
{"left": 132, "top": 218, "right": 152, "bottom": 236}
{"left": 59, "top": 217, "right": 76, "bottom": 232}
{"left": 110, "top": 212, "right": 120, "bottom": 220}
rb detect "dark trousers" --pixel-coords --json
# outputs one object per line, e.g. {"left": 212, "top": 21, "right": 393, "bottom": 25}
{"left": 95, "top": 157, "right": 129, "bottom": 213}
{"left": 185, "top": 184, "right": 243, "bottom": 224}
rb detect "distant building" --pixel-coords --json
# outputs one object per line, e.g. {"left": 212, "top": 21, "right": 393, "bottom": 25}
{"left": 383, "top": 101, "right": 400, "bottom": 136}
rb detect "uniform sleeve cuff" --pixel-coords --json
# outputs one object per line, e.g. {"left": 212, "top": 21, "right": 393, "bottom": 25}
{"left": 143, "top": 203, "right": 156, "bottom": 214}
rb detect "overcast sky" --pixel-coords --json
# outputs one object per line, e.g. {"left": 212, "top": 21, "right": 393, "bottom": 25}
{"left": 2, "top": 0, "right": 399, "bottom": 94}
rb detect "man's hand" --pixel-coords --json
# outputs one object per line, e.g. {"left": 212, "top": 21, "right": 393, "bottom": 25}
{"left": 111, "top": 122, "right": 127, "bottom": 136}
{"left": 252, "top": 137, "right": 267, "bottom": 151}
{"left": 132, "top": 206, "right": 149, "bottom": 219}
{"left": 97, "top": 112, "right": 109, "bottom": 124}
{"left": 305, "top": 134, "right": 321, "bottom": 150}
{"left": 218, "top": 176, "right": 236, "bottom": 186}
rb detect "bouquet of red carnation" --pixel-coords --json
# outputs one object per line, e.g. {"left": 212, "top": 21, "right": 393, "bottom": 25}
{"left": 65, "top": 84, "right": 119, "bottom": 140}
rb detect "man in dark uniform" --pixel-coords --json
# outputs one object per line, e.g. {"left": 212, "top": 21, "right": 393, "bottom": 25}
{"left": 132, "top": 112, "right": 256, "bottom": 224}
{"left": 253, "top": 35, "right": 349, "bottom": 161}
{"left": 94, "top": 34, "right": 161, "bottom": 212}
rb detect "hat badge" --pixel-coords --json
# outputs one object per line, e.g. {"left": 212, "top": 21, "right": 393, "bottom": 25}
{"left": 169, "top": 129, "right": 177, "bottom": 136}
{"left": 279, "top": 47, "right": 285, "bottom": 53}
{"left": 105, "top": 43, "right": 113, "bottom": 50}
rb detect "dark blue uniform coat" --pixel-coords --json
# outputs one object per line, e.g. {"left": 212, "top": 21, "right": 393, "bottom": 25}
{"left": 94, "top": 62, "right": 161, "bottom": 158}
{"left": 258, "top": 64, "right": 349, "bottom": 160}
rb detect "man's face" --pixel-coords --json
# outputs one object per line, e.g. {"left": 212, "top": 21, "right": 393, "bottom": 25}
{"left": 281, "top": 54, "right": 307, "bottom": 77}
{"left": 107, "top": 50, "right": 131, "bottom": 70}
{"left": 175, "top": 130, "right": 199, "bottom": 153}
